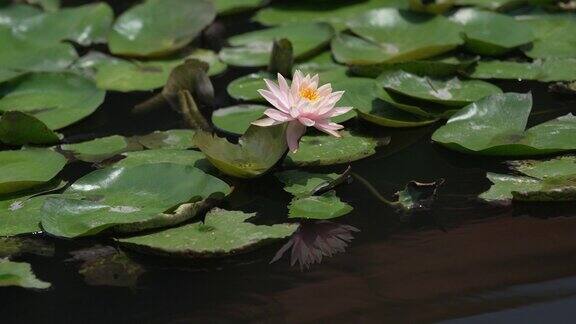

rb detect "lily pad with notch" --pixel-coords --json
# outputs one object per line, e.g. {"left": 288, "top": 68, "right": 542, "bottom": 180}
{"left": 432, "top": 92, "right": 576, "bottom": 156}
{"left": 118, "top": 208, "right": 298, "bottom": 258}
{"left": 61, "top": 135, "right": 130, "bottom": 163}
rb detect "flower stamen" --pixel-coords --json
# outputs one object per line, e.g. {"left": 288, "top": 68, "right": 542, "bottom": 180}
{"left": 299, "top": 87, "right": 319, "bottom": 102}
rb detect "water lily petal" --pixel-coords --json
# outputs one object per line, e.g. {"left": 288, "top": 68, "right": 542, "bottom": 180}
{"left": 298, "top": 117, "right": 315, "bottom": 127}
{"left": 258, "top": 89, "right": 290, "bottom": 113}
{"left": 264, "top": 108, "right": 292, "bottom": 122}
{"left": 287, "top": 120, "right": 307, "bottom": 152}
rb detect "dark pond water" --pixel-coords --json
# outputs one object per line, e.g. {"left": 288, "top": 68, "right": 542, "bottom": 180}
{"left": 4, "top": 1, "right": 576, "bottom": 323}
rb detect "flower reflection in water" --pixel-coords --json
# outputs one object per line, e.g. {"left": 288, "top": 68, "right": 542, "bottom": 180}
{"left": 271, "top": 221, "right": 360, "bottom": 270}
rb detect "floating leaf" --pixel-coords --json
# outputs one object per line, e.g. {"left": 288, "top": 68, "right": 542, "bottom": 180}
{"left": 227, "top": 72, "right": 270, "bottom": 102}
{"left": 432, "top": 93, "right": 576, "bottom": 156}
{"left": 520, "top": 15, "right": 576, "bottom": 59}
{"left": 212, "top": 105, "right": 268, "bottom": 135}
{"left": 378, "top": 70, "right": 502, "bottom": 106}
{"left": 61, "top": 135, "right": 129, "bottom": 163}
{"left": 69, "top": 246, "right": 144, "bottom": 287}
{"left": 0, "top": 5, "right": 42, "bottom": 27}
{"left": 116, "top": 149, "right": 207, "bottom": 169}
{"left": 0, "top": 149, "right": 65, "bottom": 195}
{"left": 78, "top": 49, "right": 224, "bottom": 92}
{"left": 4, "top": 3, "right": 113, "bottom": 46}
{"left": 409, "top": 0, "right": 454, "bottom": 14}
{"left": 351, "top": 54, "right": 477, "bottom": 78}
{"left": 467, "top": 59, "right": 576, "bottom": 82}
{"left": 0, "top": 28, "right": 78, "bottom": 74}
{"left": 288, "top": 191, "right": 353, "bottom": 220}
{"left": 26, "top": 0, "right": 60, "bottom": 12}
{"left": 342, "top": 9, "right": 463, "bottom": 64}
{"left": 454, "top": 0, "right": 522, "bottom": 10}
{"left": 275, "top": 170, "right": 348, "bottom": 198}
{"left": 133, "top": 129, "right": 196, "bottom": 150}
{"left": 285, "top": 131, "right": 386, "bottom": 167}
{"left": 0, "top": 260, "right": 50, "bottom": 289}
{"left": 480, "top": 156, "right": 576, "bottom": 202}
{"left": 394, "top": 179, "right": 444, "bottom": 212}
{"left": 41, "top": 163, "right": 231, "bottom": 238}
{"left": 0, "top": 195, "right": 48, "bottom": 237}
{"left": 119, "top": 208, "right": 298, "bottom": 258}
{"left": 214, "top": 0, "right": 265, "bottom": 15}
{"left": 0, "top": 111, "right": 60, "bottom": 145}
{"left": 335, "top": 77, "right": 437, "bottom": 127}
{"left": 0, "top": 72, "right": 105, "bottom": 130}
{"left": 195, "top": 124, "right": 287, "bottom": 178}
{"left": 254, "top": 0, "right": 408, "bottom": 30}
{"left": 219, "top": 23, "right": 334, "bottom": 67}
{"left": 108, "top": 0, "right": 216, "bottom": 57}
{"left": 451, "top": 8, "right": 535, "bottom": 56}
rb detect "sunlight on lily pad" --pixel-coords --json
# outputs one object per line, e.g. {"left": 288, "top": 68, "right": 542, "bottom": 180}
{"left": 108, "top": 0, "right": 216, "bottom": 57}
{"left": 41, "top": 163, "right": 231, "bottom": 238}
{"left": 119, "top": 208, "right": 298, "bottom": 258}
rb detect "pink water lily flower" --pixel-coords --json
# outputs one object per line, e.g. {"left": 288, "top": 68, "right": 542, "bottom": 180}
{"left": 251, "top": 70, "right": 352, "bottom": 152}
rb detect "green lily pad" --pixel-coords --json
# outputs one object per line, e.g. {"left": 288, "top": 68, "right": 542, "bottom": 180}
{"left": 0, "top": 72, "right": 105, "bottom": 130}
{"left": 116, "top": 149, "right": 208, "bottom": 170}
{"left": 0, "top": 111, "right": 60, "bottom": 145}
{"left": 195, "top": 124, "right": 287, "bottom": 178}
{"left": 351, "top": 54, "right": 477, "bottom": 78}
{"left": 467, "top": 59, "right": 576, "bottom": 82}
{"left": 334, "top": 77, "right": 437, "bottom": 127}
{"left": 61, "top": 135, "right": 129, "bottom": 163}
{"left": 214, "top": 0, "right": 265, "bottom": 15}
{"left": 27, "top": 0, "right": 60, "bottom": 12}
{"left": 0, "top": 28, "right": 78, "bottom": 74}
{"left": 108, "top": 0, "right": 216, "bottom": 57}
{"left": 0, "top": 260, "right": 50, "bottom": 289}
{"left": 432, "top": 93, "right": 576, "bottom": 156}
{"left": 451, "top": 8, "right": 535, "bottom": 56}
{"left": 454, "top": 0, "right": 523, "bottom": 10}
{"left": 0, "top": 5, "right": 42, "bottom": 27}
{"left": 378, "top": 70, "right": 502, "bottom": 106}
{"left": 288, "top": 191, "right": 353, "bottom": 220}
{"left": 519, "top": 15, "right": 576, "bottom": 59}
{"left": 78, "top": 50, "right": 224, "bottom": 92}
{"left": 378, "top": 88, "right": 457, "bottom": 119}
{"left": 4, "top": 3, "right": 113, "bottom": 46}
{"left": 254, "top": 0, "right": 408, "bottom": 30}
{"left": 343, "top": 8, "right": 463, "bottom": 64}
{"left": 0, "top": 195, "right": 49, "bottom": 237}
{"left": 0, "top": 149, "right": 66, "bottom": 195}
{"left": 285, "top": 131, "right": 385, "bottom": 167}
{"left": 219, "top": 22, "right": 334, "bottom": 67}
{"left": 409, "top": 0, "right": 454, "bottom": 14}
{"left": 119, "top": 208, "right": 298, "bottom": 258}
{"left": 41, "top": 163, "right": 231, "bottom": 238}
{"left": 133, "top": 129, "right": 196, "bottom": 150}
{"left": 480, "top": 156, "right": 576, "bottom": 202}
{"left": 212, "top": 105, "right": 268, "bottom": 135}
{"left": 276, "top": 170, "right": 345, "bottom": 198}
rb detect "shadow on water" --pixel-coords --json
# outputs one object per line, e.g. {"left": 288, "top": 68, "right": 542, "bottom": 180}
{"left": 3, "top": 1, "right": 576, "bottom": 323}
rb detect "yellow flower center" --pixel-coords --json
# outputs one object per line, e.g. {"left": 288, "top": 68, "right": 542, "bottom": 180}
{"left": 299, "top": 87, "right": 319, "bottom": 101}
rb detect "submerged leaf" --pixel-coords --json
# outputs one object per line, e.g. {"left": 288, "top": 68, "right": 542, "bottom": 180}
{"left": 394, "top": 179, "right": 444, "bottom": 212}
{"left": 41, "top": 163, "right": 231, "bottom": 238}
{"left": 119, "top": 208, "right": 298, "bottom": 258}
{"left": 0, "top": 259, "right": 50, "bottom": 289}
{"left": 0, "top": 237, "right": 54, "bottom": 258}
{"left": 432, "top": 93, "right": 576, "bottom": 156}
{"left": 195, "top": 124, "right": 287, "bottom": 178}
